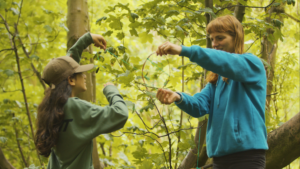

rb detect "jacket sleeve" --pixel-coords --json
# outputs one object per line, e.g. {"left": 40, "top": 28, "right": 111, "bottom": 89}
{"left": 66, "top": 32, "right": 94, "bottom": 63}
{"left": 88, "top": 85, "right": 128, "bottom": 138}
{"left": 175, "top": 83, "right": 211, "bottom": 117}
{"left": 180, "top": 45, "right": 266, "bottom": 83}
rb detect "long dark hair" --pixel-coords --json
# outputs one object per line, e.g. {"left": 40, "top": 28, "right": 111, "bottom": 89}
{"left": 35, "top": 74, "right": 76, "bottom": 157}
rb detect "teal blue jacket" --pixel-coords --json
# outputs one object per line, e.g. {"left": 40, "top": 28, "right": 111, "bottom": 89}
{"left": 175, "top": 45, "right": 268, "bottom": 157}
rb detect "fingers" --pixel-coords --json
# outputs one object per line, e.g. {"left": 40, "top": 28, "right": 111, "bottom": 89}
{"left": 156, "top": 42, "right": 169, "bottom": 56}
{"left": 103, "top": 82, "right": 114, "bottom": 87}
{"left": 156, "top": 88, "right": 174, "bottom": 105}
{"left": 101, "top": 38, "right": 107, "bottom": 49}
{"left": 92, "top": 34, "right": 107, "bottom": 50}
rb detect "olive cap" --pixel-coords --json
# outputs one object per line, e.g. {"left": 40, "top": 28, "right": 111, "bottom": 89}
{"left": 42, "top": 56, "right": 94, "bottom": 89}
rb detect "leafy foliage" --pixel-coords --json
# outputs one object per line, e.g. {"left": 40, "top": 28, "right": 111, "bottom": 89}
{"left": 0, "top": 0, "right": 299, "bottom": 168}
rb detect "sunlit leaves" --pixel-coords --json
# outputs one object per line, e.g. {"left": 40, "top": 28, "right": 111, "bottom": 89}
{"left": 3, "top": 69, "right": 14, "bottom": 77}
{"left": 103, "top": 30, "right": 113, "bottom": 36}
{"left": 44, "top": 25, "right": 53, "bottom": 33}
{"left": 96, "top": 16, "right": 107, "bottom": 25}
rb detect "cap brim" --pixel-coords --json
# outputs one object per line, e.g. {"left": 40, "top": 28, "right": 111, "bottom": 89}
{"left": 74, "top": 64, "right": 94, "bottom": 73}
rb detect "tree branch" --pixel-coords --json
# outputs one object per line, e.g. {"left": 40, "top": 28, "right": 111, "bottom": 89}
{"left": 0, "top": 146, "right": 16, "bottom": 169}
{"left": 13, "top": 121, "right": 28, "bottom": 167}
{"left": 216, "top": 0, "right": 275, "bottom": 14}
{"left": 15, "top": 26, "right": 46, "bottom": 89}
{"left": 284, "top": 12, "right": 300, "bottom": 22}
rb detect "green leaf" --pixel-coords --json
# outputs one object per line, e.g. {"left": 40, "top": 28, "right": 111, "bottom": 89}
{"left": 124, "top": 100, "right": 135, "bottom": 111}
{"left": 271, "top": 2, "right": 281, "bottom": 6}
{"left": 109, "top": 19, "right": 123, "bottom": 30}
{"left": 10, "top": 7, "right": 19, "bottom": 15}
{"left": 103, "top": 30, "right": 113, "bottom": 36}
{"left": 139, "top": 32, "right": 153, "bottom": 43}
{"left": 175, "top": 25, "right": 184, "bottom": 32}
{"left": 272, "top": 19, "right": 283, "bottom": 28}
{"left": 0, "top": 0, "right": 7, "bottom": 10}
{"left": 165, "top": 10, "right": 180, "bottom": 18}
{"left": 132, "top": 147, "right": 147, "bottom": 159}
{"left": 140, "top": 103, "right": 154, "bottom": 113}
{"left": 178, "top": 142, "right": 190, "bottom": 150}
{"left": 44, "top": 25, "right": 53, "bottom": 33}
{"left": 118, "top": 70, "right": 135, "bottom": 85}
{"left": 177, "top": 62, "right": 198, "bottom": 70}
{"left": 129, "top": 13, "right": 139, "bottom": 22}
{"left": 115, "top": 3, "right": 131, "bottom": 12}
{"left": 145, "top": 91, "right": 156, "bottom": 98}
{"left": 117, "top": 32, "right": 125, "bottom": 40}
{"left": 129, "top": 28, "right": 138, "bottom": 37}
{"left": 118, "top": 46, "right": 126, "bottom": 53}
{"left": 59, "top": 23, "right": 69, "bottom": 32}
{"left": 96, "top": 16, "right": 107, "bottom": 25}
{"left": 111, "top": 58, "right": 117, "bottom": 65}
{"left": 118, "top": 151, "right": 131, "bottom": 165}
{"left": 0, "top": 136, "right": 7, "bottom": 143}
{"left": 30, "top": 54, "right": 39, "bottom": 60}
{"left": 3, "top": 69, "right": 14, "bottom": 76}
{"left": 196, "top": 8, "right": 216, "bottom": 18}
{"left": 3, "top": 99, "right": 10, "bottom": 103}
{"left": 192, "top": 38, "right": 206, "bottom": 46}
{"left": 15, "top": 100, "right": 22, "bottom": 108}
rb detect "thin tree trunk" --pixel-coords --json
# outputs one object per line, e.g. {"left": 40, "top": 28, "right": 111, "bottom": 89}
{"left": 261, "top": 4, "right": 285, "bottom": 116}
{"left": 0, "top": 147, "right": 15, "bottom": 169}
{"left": 67, "top": 0, "right": 103, "bottom": 168}
{"left": 178, "top": 119, "right": 208, "bottom": 169}
{"left": 234, "top": 0, "right": 247, "bottom": 23}
{"left": 13, "top": 123, "right": 28, "bottom": 167}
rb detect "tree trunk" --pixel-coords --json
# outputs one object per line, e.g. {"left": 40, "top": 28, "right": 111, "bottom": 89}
{"left": 0, "top": 147, "right": 15, "bottom": 169}
{"left": 261, "top": 4, "right": 285, "bottom": 114}
{"left": 67, "top": 0, "right": 103, "bottom": 168}
{"left": 178, "top": 119, "right": 208, "bottom": 169}
{"left": 266, "top": 112, "right": 300, "bottom": 169}
{"left": 234, "top": 0, "right": 247, "bottom": 23}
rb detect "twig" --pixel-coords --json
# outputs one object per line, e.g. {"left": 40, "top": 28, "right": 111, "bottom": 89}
{"left": 0, "top": 14, "right": 14, "bottom": 36}
{"left": 13, "top": 119, "right": 28, "bottom": 167}
{"left": 215, "top": 0, "right": 275, "bottom": 15}
{"left": 0, "top": 48, "right": 13, "bottom": 53}
{"left": 15, "top": 26, "right": 46, "bottom": 89}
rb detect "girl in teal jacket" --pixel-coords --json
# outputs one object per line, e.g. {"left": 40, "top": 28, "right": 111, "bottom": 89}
{"left": 156, "top": 15, "right": 268, "bottom": 169}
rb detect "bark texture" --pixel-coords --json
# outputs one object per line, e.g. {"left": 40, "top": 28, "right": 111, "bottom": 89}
{"left": 67, "top": 0, "right": 103, "bottom": 168}
{"left": 178, "top": 119, "right": 208, "bottom": 169}
{"left": 0, "top": 147, "right": 15, "bottom": 169}
{"left": 266, "top": 112, "right": 300, "bottom": 169}
{"left": 261, "top": 4, "right": 284, "bottom": 112}
{"left": 234, "top": 0, "right": 247, "bottom": 22}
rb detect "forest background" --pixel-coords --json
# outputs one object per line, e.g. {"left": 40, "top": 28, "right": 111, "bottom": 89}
{"left": 0, "top": 0, "right": 299, "bottom": 168}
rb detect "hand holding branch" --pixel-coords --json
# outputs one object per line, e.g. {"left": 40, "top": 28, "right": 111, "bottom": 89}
{"left": 103, "top": 82, "right": 114, "bottom": 87}
{"left": 156, "top": 42, "right": 182, "bottom": 56}
{"left": 91, "top": 33, "right": 107, "bottom": 50}
{"left": 156, "top": 88, "right": 181, "bottom": 105}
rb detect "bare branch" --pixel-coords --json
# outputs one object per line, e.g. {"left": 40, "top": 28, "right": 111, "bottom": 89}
{"left": 216, "top": 0, "right": 275, "bottom": 15}
{"left": 0, "top": 14, "right": 14, "bottom": 36}
{"left": 0, "top": 48, "right": 13, "bottom": 53}
{"left": 284, "top": 12, "right": 300, "bottom": 23}
{"left": 14, "top": 26, "right": 46, "bottom": 89}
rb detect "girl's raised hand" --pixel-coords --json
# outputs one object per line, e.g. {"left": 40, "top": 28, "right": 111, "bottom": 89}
{"left": 91, "top": 33, "right": 107, "bottom": 50}
{"left": 156, "top": 42, "right": 182, "bottom": 56}
{"left": 156, "top": 88, "right": 181, "bottom": 105}
{"left": 103, "top": 82, "right": 114, "bottom": 87}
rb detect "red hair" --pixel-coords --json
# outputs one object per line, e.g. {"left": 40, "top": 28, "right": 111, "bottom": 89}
{"left": 205, "top": 15, "right": 244, "bottom": 84}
